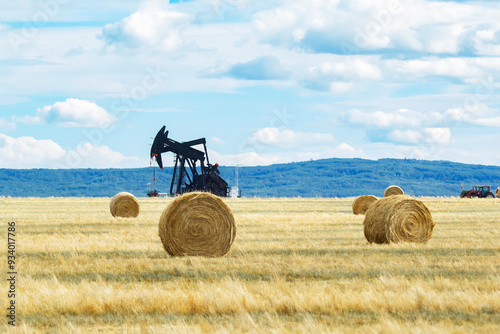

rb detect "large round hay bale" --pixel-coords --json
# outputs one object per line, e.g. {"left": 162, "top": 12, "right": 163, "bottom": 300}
{"left": 110, "top": 192, "right": 140, "bottom": 218}
{"left": 384, "top": 185, "right": 404, "bottom": 197}
{"left": 363, "top": 195, "right": 434, "bottom": 244}
{"left": 159, "top": 192, "right": 236, "bottom": 257}
{"left": 496, "top": 187, "right": 500, "bottom": 198}
{"left": 352, "top": 195, "right": 378, "bottom": 215}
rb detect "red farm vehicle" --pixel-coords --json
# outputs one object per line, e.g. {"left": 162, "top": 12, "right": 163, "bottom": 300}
{"left": 460, "top": 185, "right": 496, "bottom": 198}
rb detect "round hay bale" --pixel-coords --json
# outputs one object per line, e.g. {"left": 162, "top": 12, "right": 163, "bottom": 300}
{"left": 384, "top": 185, "right": 404, "bottom": 197}
{"left": 110, "top": 192, "right": 140, "bottom": 218}
{"left": 352, "top": 195, "right": 378, "bottom": 215}
{"left": 159, "top": 192, "right": 236, "bottom": 257}
{"left": 496, "top": 187, "right": 500, "bottom": 198}
{"left": 363, "top": 195, "right": 434, "bottom": 244}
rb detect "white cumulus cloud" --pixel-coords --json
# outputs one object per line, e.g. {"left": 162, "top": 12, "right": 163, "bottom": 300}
{"left": 57, "top": 143, "right": 145, "bottom": 169}
{"left": 312, "top": 59, "right": 382, "bottom": 80}
{"left": 329, "top": 82, "right": 354, "bottom": 93}
{"left": 473, "top": 28, "right": 500, "bottom": 56}
{"left": 445, "top": 106, "right": 500, "bottom": 128}
{"left": 0, "top": 118, "right": 16, "bottom": 132}
{"left": 423, "top": 127, "right": 451, "bottom": 145}
{"left": 387, "top": 129, "right": 422, "bottom": 144}
{"left": 0, "top": 133, "right": 66, "bottom": 168}
{"left": 0, "top": 134, "right": 145, "bottom": 168}
{"left": 344, "top": 108, "right": 426, "bottom": 128}
{"left": 208, "top": 150, "right": 282, "bottom": 167}
{"left": 474, "top": 117, "right": 500, "bottom": 128}
{"left": 251, "top": 0, "right": 500, "bottom": 56}
{"left": 100, "top": 0, "right": 189, "bottom": 51}
{"left": 208, "top": 142, "right": 364, "bottom": 167}
{"left": 247, "top": 127, "right": 335, "bottom": 148}
{"left": 387, "top": 58, "right": 482, "bottom": 80}
{"left": 19, "top": 98, "right": 117, "bottom": 128}
{"left": 302, "top": 57, "right": 382, "bottom": 91}
{"left": 387, "top": 128, "right": 451, "bottom": 145}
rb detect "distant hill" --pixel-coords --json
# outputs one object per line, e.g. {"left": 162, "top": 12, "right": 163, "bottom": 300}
{"left": 1, "top": 158, "right": 500, "bottom": 197}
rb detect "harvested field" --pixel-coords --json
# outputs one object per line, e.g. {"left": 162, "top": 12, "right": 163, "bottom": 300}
{"left": 1, "top": 196, "right": 499, "bottom": 333}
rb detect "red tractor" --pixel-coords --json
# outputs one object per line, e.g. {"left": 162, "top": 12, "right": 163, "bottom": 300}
{"left": 460, "top": 185, "right": 496, "bottom": 198}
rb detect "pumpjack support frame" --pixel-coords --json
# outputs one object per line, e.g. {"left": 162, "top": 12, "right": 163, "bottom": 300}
{"left": 150, "top": 126, "right": 229, "bottom": 197}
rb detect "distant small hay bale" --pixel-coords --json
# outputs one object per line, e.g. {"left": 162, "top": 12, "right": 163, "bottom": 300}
{"left": 384, "top": 185, "right": 404, "bottom": 197}
{"left": 159, "top": 192, "right": 236, "bottom": 257}
{"left": 363, "top": 195, "right": 434, "bottom": 244}
{"left": 496, "top": 187, "right": 500, "bottom": 198}
{"left": 109, "top": 192, "right": 140, "bottom": 218}
{"left": 352, "top": 195, "right": 378, "bottom": 215}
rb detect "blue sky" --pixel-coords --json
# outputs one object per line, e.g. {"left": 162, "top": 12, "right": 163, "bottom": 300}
{"left": 1, "top": 0, "right": 499, "bottom": 168}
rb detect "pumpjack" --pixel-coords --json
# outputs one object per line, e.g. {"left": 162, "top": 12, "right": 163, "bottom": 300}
{"left": 149, "top": 126, "right": 228, "bottom": 197}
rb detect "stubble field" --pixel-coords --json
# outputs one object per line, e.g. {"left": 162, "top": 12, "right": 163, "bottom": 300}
{"left": 1, "top": 196, "right": 499, "bottom": 333}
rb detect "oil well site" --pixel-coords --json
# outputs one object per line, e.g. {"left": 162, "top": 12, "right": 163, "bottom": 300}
{"left": 2, "top": 0, "right": 500, "bottom": 332}
{"left": 1, "top": 126, "right": 499, "bottom": 333}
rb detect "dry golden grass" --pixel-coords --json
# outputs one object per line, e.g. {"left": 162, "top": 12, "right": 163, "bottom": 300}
{"left": 1, "top": 196, "right": 499, "bottom": 333}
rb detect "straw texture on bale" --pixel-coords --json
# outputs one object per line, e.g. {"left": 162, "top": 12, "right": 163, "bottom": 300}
{"left": 352, "top": 195, "right": 378, "bottom": 215}
{"left": 384, "top": 185, "right": 404, "bottom": 197}
{"left": 363, "top": 195, "right": 434, "bottom": 244}
{"left": 109, "top": 192, "right": 140, "bottom": 218}
{"left": 159, "top": 192, "right": 236, "bottom": 257}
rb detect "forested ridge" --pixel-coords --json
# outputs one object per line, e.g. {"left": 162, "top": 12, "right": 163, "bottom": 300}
{"left": 1, "top": 158, "right": 499, "bottom": 197}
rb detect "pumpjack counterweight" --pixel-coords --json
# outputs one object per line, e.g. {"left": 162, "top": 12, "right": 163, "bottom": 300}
{"left": 150, "top": 126, "right": 229, "bottom": 197}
